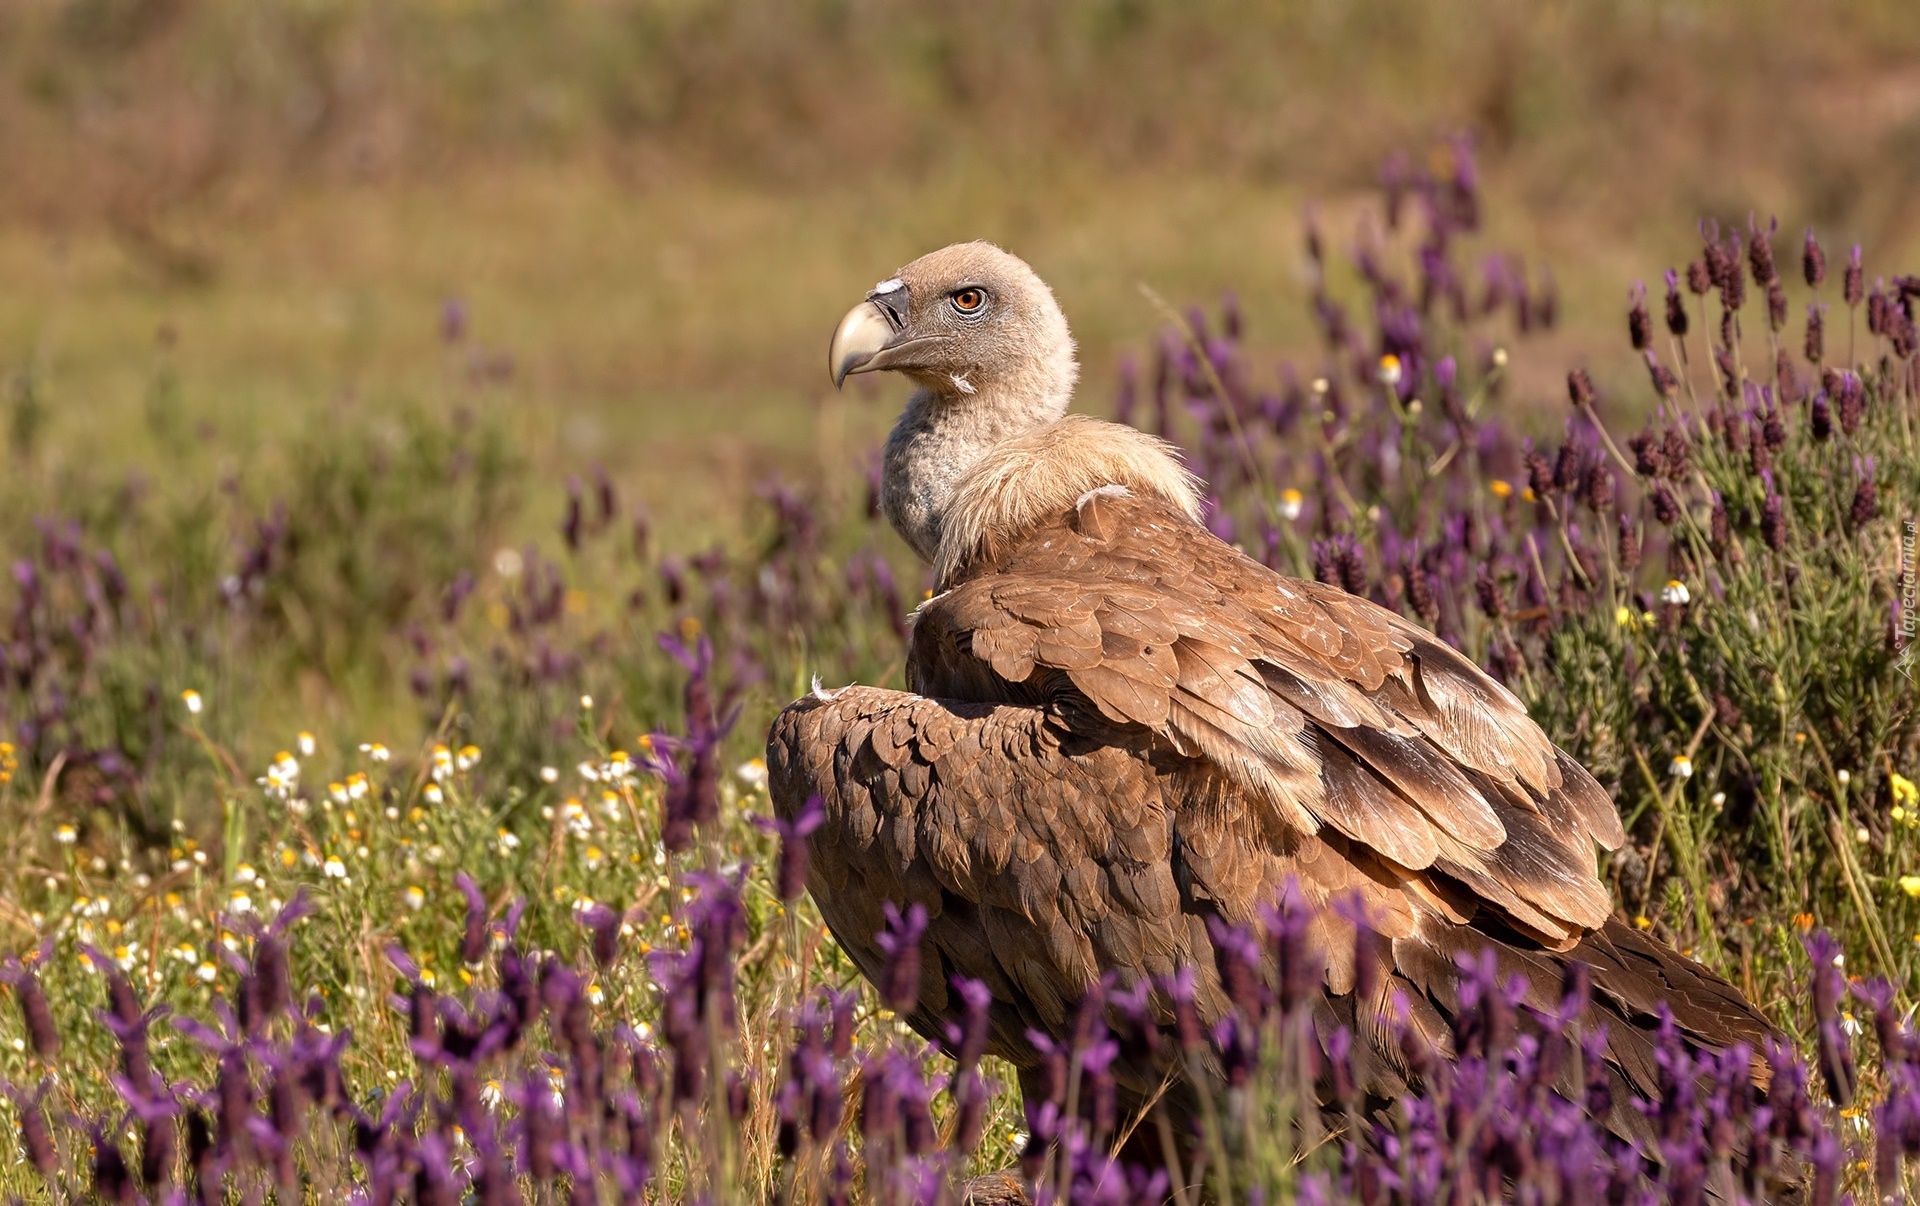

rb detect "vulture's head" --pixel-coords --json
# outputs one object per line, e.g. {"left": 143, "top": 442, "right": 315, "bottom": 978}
{"left": 828, "top": 242, "right": 1077, "bottom": 412}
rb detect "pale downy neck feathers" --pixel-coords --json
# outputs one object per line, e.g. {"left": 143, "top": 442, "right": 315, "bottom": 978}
{"left": 882, "top": 379, "right": 1202, "bottom": 587}
{"left": 931, "top": 415, "right": 1201, "bottom": 586}
{"left": 880, "top": 377, "right": 1070, "bottom": 564}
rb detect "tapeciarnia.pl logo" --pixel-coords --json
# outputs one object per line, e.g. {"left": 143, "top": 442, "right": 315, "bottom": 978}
{"left": 1900, "top": 518, "right": 1918, "bottom": 681}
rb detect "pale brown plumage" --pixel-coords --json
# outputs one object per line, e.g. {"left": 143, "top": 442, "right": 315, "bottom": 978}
{"left": 771, "top": 242, "right": 1774, "bottom": 1151}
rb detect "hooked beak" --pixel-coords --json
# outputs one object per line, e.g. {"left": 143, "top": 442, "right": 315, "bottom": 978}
{"left": 828, "top": 286, "right": 947, "bottom": 387}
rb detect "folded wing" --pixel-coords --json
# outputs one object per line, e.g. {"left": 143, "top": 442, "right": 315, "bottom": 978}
{"left": 912, "top": 486, "right": 1625, "bottom": 949}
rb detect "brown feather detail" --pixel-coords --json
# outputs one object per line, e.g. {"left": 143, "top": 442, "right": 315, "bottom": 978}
{"left": 1296, "top": 582, "right": 1398, "bottom": 690}
{"left": 1426, "top": 833, "right": 1586, "bottom": 946}
{"left": 1577, "top": 920, "right": 1776, "bottom": 1057}
{"left": 1257, "top": 659, "right": 1408, "bottom": 734}
{"left": 969, "top": 616, "right": 1042, "bottom": 683}
{"left": 1301, "top": 730, "right": 1441, "bottom": 871}
{"left": 1547, "top": 749, "right": 1628, "bottom": 850}
{"left": 1377, "top": 618, "right": 1557, "bottom": 793}
{"left": 1443, "top": 769, "right": 1613, "bottom": 931}
{"left": 1066, "top": 663, "right": 1172, "bottom": 728}
{"left": 1321, "top": 721, "right": 1507, "bottom": 851}
{"left": 1401, "top": 876, "right": 1474, "bottom": 925}
{"left": 1171, "top": 639, "right": 1276, "bottom": 730}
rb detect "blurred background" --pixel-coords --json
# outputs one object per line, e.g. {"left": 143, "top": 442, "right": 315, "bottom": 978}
{"left": 3, "top": 0, "right": 1918, "bottom": 535}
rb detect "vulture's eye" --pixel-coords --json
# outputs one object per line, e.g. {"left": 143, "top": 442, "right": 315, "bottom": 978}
{"left": 950, "top": 288, "right": 987, "bottom": 316}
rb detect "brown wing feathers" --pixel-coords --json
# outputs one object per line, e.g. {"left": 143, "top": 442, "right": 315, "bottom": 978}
{"left": 769, "top": 481, "right": 1775, "bottom": 1143}
{"left": 924, "top": 488, "right": 1616, "bottom": 943}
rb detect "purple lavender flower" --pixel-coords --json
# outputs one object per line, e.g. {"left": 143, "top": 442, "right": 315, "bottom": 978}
{"left": 101, "top": 1002, "right": 171, "bottom": 1095}
{"left": 1644, "top": 350, "right": 1679, "bottom": 398}
{"left": 1810, "top": 389, "right": 1834, "bottom": 442}
{"left": 1803, "top": 229, "right": 1827, "bottom": 288}
{"left": 440, "top": 297, "right": 469, "bottom": 344}
{"left": 1803, "top": 930, "right": 1855, "bottom": 1105}
{"left": 686, "top": 868, "right": 747, "bottom": 1020}
{"left": 1311, "top": 538, "right": 1341, "bottom": 588}
{"left": 1686, "top": 259, "right": 1712, "bottom": 297}
{"left": 1405, "top": 561, "right": 1440, "bottom": 626}
{"left": 1797, "top": 307, "right": 1826, "bottom": 378}
{"left": 1566, "top": 368, "right": 1596, "bottom": 410}
{"left": 1628, "top": 428, "right": 1664, "bottom": 477}
{"left": 1, "top": 941, "right": 60, "bottom": 1058}
{"left": 1662, "top": 268, "right": 1690, "bottom": 338}
{"left": 455, "top": 871, "right": 492, "bottom": 967}
{"left": 1162, "top": 964, "right": 1206, "bottom": 1054}
{"left": 413, "top": 1131, "right": 462, "bottom": 1206}
{"left": 1760, "top": 491, "right": 1788, "bottom": 553}
{"left": 561, "top": 476, "right": 584, "bottom": 551}
{"left": 874, "top": 900, "right": 928, "bottom": 1012}
{"left": 1748, "top": 214, "right": 1779, "bottom": 286}
{"left": 1474, "top": 563, "right": 1506, "bottom": 619}
{"left": 234, "top": 891, "right": 313, "bottom": 1034}
{"left": 1850, "top": 456, "right": 1878, "bottom": 528}
{"left": 77, "top": 1113, "right": 137, "bottom": 1205}
{"left": 1207, "top": 914, "right": 1269, "bottom": 1022}
{"left": 1582, "top": 462, "right": 1615, "bottom": 513}
{"left": 1651, "top": 484, "right": 1679, "bottom": 525}
{"left": 1617, "top": 514, "right": 1642, "bottom": 571}
{"left": 1853, "top": 976, "right": 1909, "bottom": 1063}
{"left": 577, "top": 901, "right": 624, "bottom": 969}
{"left": 647, "top": 631, "right": 741, "bottom": 851}
{"left": 2, "top": 1079, "right": 58, "bottom": 1177}
{"left": 1837, "top": 370, "right": 1866, "bottom": 435}
{"left": 1113, "top": 353, "right": 1138, "bottom": 428}
{"left": 1260, "top": 878, "right": 1325, "bottom": 1016}
{"left": 756, "top": 795, "right": 825, "bottom": 902}
{"left": 1212, "top": 1013, "right": 1261, "bottom": 1088}
{"left": 1709, "top": 492, "right": 1733, "bottom": 556}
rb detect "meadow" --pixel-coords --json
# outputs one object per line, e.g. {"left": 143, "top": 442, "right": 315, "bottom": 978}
{"left": 0, "top": 2, "right": 1917, "bottom": 1202}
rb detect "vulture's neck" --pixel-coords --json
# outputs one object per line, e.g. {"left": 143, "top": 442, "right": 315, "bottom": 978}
{"left": 930, "top": 414, "right": 1203, "bottom": 587}
{"left": 880, "top": 382, "right": 1066, "bottom": 564}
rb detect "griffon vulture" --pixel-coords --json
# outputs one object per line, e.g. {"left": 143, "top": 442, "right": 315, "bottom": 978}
{"left": 766, "top": 242, "right": 1773, "bottom": 1160}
